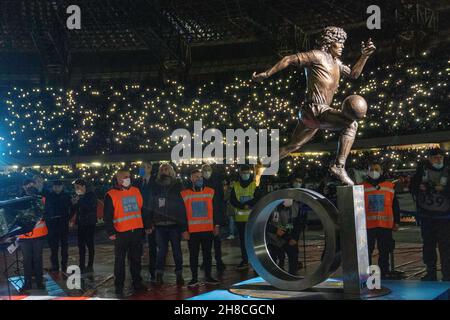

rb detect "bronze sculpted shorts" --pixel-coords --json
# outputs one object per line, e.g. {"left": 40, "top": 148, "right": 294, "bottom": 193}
{"left": 298, "top": 102, "right": 333, "bottom": 129}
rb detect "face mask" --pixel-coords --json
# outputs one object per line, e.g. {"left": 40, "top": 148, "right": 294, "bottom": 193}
{"left": 368, "top": 170, "right": 381, "bottom": 180}
{"left": 241, "top": 174, "right": 250, "bottom": 181}
{"left": 138, "top": 168, "right": 146, "bottom": 177}
{"left": 75, "top": 190, "right": 85, "bottom": 196}
{"left": 293, "top": 182, "right": 302, "bottom": 188}
{"left": 122, "top": 178, "right": 131, "bottom": 188}
{"left": 432, "top": 162, "right": 444, "bottom": 170}
{"left": 283, "top": 199, "right": 293, "bottom": 207}
{"left": 194, "top": 178, "right": 204, "bottom": 188}
{"left": 203, "top": 171, "right": 212, "bottom": 179}
{"left": 160, "top": 174, "right": 171, "bottom": 186}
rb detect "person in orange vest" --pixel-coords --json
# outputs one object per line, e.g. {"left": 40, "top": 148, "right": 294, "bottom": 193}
{"left": 18, "top": 179, "right": 48, "bottom": 292}
{"left": 362, "top": 161, "right": 400, "bottom": 278}
{"left": 104, "top": 169, "right": 152, "bottom": 298}
{"left": 181, "top": 169, "right": 224, "bottom": 288}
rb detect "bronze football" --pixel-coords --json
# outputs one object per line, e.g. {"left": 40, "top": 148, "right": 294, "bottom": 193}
{"left": 341, "top": 95, "right": 368, "bottom": 120}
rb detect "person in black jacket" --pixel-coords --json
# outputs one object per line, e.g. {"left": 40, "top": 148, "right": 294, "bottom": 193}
{"left": 40, "top": 180, "right": 73, "bottom": 272}
{"left": 71, "top": 179, "right": 97, "bottom": 274}
{"left": 201, "top": 164, "right": 226, "bottom": 273}
{"left": 134, "top": 161, "right": 157, "bottom": 282}
{"left": 150, "top": 163, "right": 187, "bottom": 285}
{"left": 410, "top": 148, "right": 450, "bottom": 281}
{"left": 266, "top": 200, "right": 303, "bottom": 275}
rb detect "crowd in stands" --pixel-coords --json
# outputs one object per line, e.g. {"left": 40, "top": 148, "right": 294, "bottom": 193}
{"left": 0, "top": 54, "right": 448, "bottom": 158}
{"left": 1, "top": 147, "right": 447, "bottom": 202}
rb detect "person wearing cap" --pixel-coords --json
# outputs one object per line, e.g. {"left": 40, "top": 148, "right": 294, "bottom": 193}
{"left": 182, "top": 169, "right": 223, "bottom": 287}
{"left": 71, "top": 179, "right": 98, "bottom": 274}
{"left": 41, "top": 180, "right": 73, "bottom": 273}
{"left": 411, "top": 148, "right": 450, "bottom": 281}
{"left": 230, "top": 165, "right": 259, "bottom": 270}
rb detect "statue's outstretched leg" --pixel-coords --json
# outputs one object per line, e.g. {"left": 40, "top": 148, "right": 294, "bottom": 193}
{"left": 256, "top": 121, "right": 317, "bottom": 182}
{"left": 319, "top": 109, "right": 358, "bottom": 185}
{"left": 279, "top": 121, "right": 318, "bottom": 160}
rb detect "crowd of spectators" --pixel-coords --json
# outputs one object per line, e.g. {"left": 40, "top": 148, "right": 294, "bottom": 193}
{"left": 0, "top": 54, "right": 448, "bottom": 158}
{"left": 1, "top": 147, "right": 446, "bottom": 201}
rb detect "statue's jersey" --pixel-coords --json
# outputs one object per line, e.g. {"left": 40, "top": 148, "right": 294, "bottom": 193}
{"left": 296, "top": 49, "right": 350, "bottom": 106}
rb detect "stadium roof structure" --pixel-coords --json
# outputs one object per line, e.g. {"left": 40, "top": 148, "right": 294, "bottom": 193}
{"left": 0, "top": 0, "right": 448, "bottom": 84}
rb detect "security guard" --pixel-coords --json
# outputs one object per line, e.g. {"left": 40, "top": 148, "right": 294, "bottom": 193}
{"left": 181, "top": 169, "right": 223, "bottom": 287}
{"left": 104, "top": 169, "right": 151, "bottom": 298}
{"left": 411, "top": 148, "right": 450, "bottom": 281}
{"left": 230, "top": 165, "right": 258, "bottom": 270}
{"left": 362, "top": 162, "right": 400, "bottom": 278}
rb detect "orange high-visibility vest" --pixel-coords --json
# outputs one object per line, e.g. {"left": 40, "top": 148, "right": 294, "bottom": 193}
{"left": 107, "top": 187, "right": 144, "bottom": 232}
{"left": 18, "top": 219, "right": 48, "bottom": 239}
{"left": 363, "top": 181, "right": 395, "bottom": 229}
{"left": 181, "top": 187, "right": 215, "bottom": 233}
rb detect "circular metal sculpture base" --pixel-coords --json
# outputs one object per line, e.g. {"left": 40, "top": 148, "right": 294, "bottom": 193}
{"left": 245, "top": 188, "right": 340, "bottom": 291}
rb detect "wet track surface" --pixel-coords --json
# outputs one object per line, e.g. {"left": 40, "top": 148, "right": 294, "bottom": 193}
{"left": 0, "top": 224, "right": 443, "bottom": 300}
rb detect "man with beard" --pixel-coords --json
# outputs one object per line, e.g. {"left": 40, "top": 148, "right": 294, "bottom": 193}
{"left": 150, "top": 163, "right": 187, "bottom": 285}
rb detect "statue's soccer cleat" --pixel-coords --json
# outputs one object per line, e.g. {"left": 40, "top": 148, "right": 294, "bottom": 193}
{"left": 329, "top": 164, "right": 355, "bottom": 186}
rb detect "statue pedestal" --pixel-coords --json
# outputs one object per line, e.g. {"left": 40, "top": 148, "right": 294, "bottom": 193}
{"left": 228, "top": 278, "right": 391, "bottom": 300}
{"left": 337, "top": 185, "right": 371, "bottom": 298}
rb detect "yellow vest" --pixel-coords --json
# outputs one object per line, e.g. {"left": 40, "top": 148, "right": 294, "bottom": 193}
{"left": 232, "top": 181, "right": 256, "bottom": 222}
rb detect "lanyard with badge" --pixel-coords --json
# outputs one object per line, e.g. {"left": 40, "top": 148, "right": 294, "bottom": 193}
{"left": 158, "top": 197, "right": 166, "bottom": 208}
